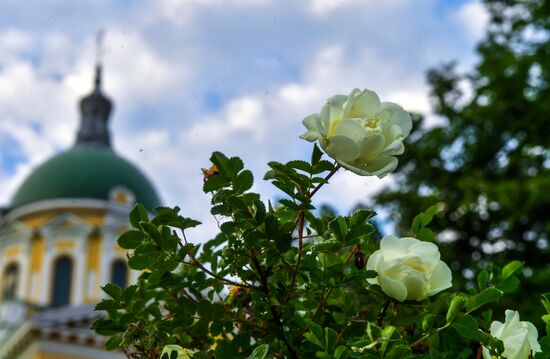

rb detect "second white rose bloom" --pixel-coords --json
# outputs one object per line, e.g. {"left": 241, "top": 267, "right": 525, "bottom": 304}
{"left": 482, "top": 310, "right": 541, "bottom": 359}
{"left": 300, "top": 88, "right": 412, "bottom": 178}
{"left": 366, "top": 235, "right": 452, "bottom": 302}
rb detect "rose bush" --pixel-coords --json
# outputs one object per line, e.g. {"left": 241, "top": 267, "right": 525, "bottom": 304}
{"left": 300, "top": 88, "right": 412, "bottom": 178}
{"left": 366, "top": 235, "right": 452, "bottom": 302}
{"left": 93, "top": 88, "right": 550, "bottom": 359}
{"left": 483, "top": 310, "right": 542, "bottom": 359}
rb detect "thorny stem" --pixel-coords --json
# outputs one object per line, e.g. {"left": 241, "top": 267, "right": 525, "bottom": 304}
{"left": 251, "top": 252, "right": 298, "bottom": 359}
{"left": 342, "top": 243, "right": 360, "bottom": 265}
{"left": 308, "top": 163, "right": 341, "bottom": 198}
{"left": 284, "top": 165, "right": 341, "bottom": 304}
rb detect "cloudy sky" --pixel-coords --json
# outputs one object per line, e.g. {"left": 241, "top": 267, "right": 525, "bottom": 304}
{"left": 0, "top": 0, "right": 489, "bottom": 238}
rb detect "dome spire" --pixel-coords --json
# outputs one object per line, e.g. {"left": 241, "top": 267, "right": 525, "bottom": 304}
{"left": 75, "top": 30, "right": 113, "bottom": 148}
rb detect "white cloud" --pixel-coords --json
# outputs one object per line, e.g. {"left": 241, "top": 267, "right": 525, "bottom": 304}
{"left": 454, "top": 1, "right": 490, "bottom": 41}
{"left": 0, "top": 0, "right": 483, "bottom": 238}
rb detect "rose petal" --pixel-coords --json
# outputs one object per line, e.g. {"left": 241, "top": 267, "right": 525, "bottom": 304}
{"left": 427, "top": 261, "right": 452, "bottom": 295}
{"left": 347, "top": 89, "right": 381, "bottom": 118}
{"left": 377, "top": 271, "right": 408, "bottom": 302}
{"left": 325, "top": 135, "right": 360, "bottom": 162}
{"left": 381, "top": 102, "right": 412, "bottom": 137}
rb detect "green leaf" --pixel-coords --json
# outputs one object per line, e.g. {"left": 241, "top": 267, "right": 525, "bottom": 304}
{"left": 102, "top": 283, "right": 122, "bottom": 300}
{"left": 94, "top": 299, "right": 119, "bottom": 311}
{"left": 118, "top": 230, "right": 147, "bottom": 249}
{"left": 247, "top": 344, "right": 270, "bottom": 359}
{"left": 466, "top": 287, "right": 503, "bottom": 313}
{"left": 477, "top": 269, "right": 489, "bottom": 290}
{"left": 446, "top": 295, "right": 467, "bottom": 323}
{"left": 313, "top": 239, "right": 342, "bottom": 253}
{"left": 234, "top": 170, "right": 254, "bottom": 193}
{"left": 411, "top": 204, "right": 438, "bottom": 235}
{"left": 129, "top": 203, "right": 149, "bottom": 228}
{"left": 311, "top": 143, "right": 323, "bottom": 165}
{"left": 537, "top": 336, "right": 550, "bottom": 358}
{"left": 312, "top": 160, "right": 336, "bottom": 174}
{"left": 105, "top": 335, "right": 123, "bottom": 351}
{"left": 304, "top": 333, "right": 324, "bottom": 349}
{"left": 140, "top": 222, "right": 162, "bottom": 244}
{"left": 279, "top": 198, "right": 300, "bottom": 210}
{"left": 305, "top": 319, "right": 324, "bottom": 343}
{"left": 416, "top": 227, "right": 435, "bottom": 242}
{"left": 127, "top": 253, "right": 155, "bottom": 270}
{"left": 422, "top": 314, "right": 436, "bottom": 332}
{"left": 329, "top": 217, "right": 348, "bottom": 242}
{"left": 451, "top": 314, "right": 479, "bottom": 339}
{"left": 210, "top": 151, "right": 232, "bottom": 177}
{"left": 203, "top": 175, "right": 231, "bottom": 192}
{"left": 324, "top": 327, "right": 338, "bottom": 353}
{"left": 501, "top": 260, "right": 523, "bottom": 280}
{"left": 334, "top": 346, "right": 349, "bottom": 359}
{"left": 541, "top": 293, "right": 550, "bottom": 313}
{"left": 287, "top": 160, "right": 312, "bottom": 173}
{"left": 380, "top": 325, "right": 396, "bottom": 355}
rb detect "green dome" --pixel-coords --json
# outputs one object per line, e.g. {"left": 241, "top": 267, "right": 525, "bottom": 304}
{"left": 11, "top": 145, "right": 161, "bottom": 211}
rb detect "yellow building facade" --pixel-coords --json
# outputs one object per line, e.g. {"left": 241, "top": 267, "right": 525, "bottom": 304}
{"left": 0, "top": 64, "right": 161, "bottom": 358}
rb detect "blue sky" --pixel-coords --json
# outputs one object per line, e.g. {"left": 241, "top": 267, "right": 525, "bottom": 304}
{"left": 0, "top": 0, "right": 489, "bottom": 237}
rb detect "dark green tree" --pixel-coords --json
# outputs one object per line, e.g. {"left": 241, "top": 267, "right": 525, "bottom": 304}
{"left": 376, "top": 0, "right": 550, "bottom": 322}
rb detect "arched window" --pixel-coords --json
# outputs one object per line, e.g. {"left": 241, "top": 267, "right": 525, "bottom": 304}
{"left": 51, "top": 256, "right": 73, "bottom": 307}
{"left": 111, "top": 259, "right": 128, "bottom": 289}
{"left": 2, "top": 263, "right": 19, "bottom": 300}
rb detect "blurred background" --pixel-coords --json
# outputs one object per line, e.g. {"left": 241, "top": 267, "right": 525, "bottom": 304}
{"left": 0, "top": 0, "right": 548, "bottom": 347}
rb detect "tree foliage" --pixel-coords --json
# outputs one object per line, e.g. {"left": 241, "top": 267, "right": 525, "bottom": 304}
{"left": 375, "top": 0, "right": 550, "bottom": 322}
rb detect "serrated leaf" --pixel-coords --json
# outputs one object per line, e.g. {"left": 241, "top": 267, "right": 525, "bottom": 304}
{"left": 234, "top": 170, "right": 254, "bottom": 193}
{"left": 279, "top": 198, "right": 300, "bottom": 210}
{"left": 129, "top": 203, "right": 149, "bottom": 228}
{"left": 466, "top": 288, "right": 503, "bottom": 313}
{"left": 312, "top": 160, "right": 336, "bottom": 174}
{"left": 95, "top": 299, "right": 119, "bottom": 311}
{"left": 247, "top": 344, "right": 270, "bottom": 359}
{"left": 118, "top": 230, "right": 147, "bottom": 249}
{"left": 451, "top": 314, "right": 478, "bottom": 339}
{"left": 313, "top": 239, "right": 342, "bottom": 253}
{"left": 128, "top": 253, "right": 155, "bottom": 270}
{"left": 287, "top": 160, "right": 312, "bottom": 173}
{"left": 102, "top": 283, "right": 122, "bottom": 299}
{"left": 203, "top": 175, "right": 231, "bottom": 192}
{"left": 329, "top": 217, "right": 348, "bottom": 242}
{"left": 210, "top": 151, "right": 231, "bottom": 177}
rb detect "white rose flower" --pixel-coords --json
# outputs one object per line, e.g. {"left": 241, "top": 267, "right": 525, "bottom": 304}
{"left": 161, "top": 344, "right": 195, "bottom": 359}
{"left": 482, "top": 310, "right": 541, "bottom": 359}
{"left": 366, "top": 235, "right": 452, "bottom": 302}
{"left": 300, "top": 88, "right": 412, "bottom": 178}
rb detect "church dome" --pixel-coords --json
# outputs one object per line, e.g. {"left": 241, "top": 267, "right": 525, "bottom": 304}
{"left": 10, "top": 145, "right": 161, "bottom": 211}
{"left": 9, "top": 62, "right": 161, "bottom": 212}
